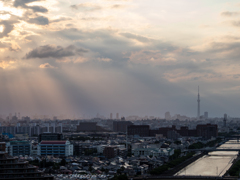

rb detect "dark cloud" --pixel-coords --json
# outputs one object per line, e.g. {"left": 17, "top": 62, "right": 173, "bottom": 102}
{"left": 28, "top": 6, "right": 48, "bottom": 13}
{"left": 52, "top": 28, "right": 183, "bottom": 64}
{"left": 111, "top": 4, "right": 126, "bottom": 9}
{"left": 11, "top": 0, "right": 49, "bottom": 27}
{"left": 25, "top": 45, "right": 88, "bottom": 59}
{"left": 206, "top": 41, "right": 240, "bottom": 56}
{"left": 14, "top": 0, "right": 47, "bottom": 13}
{"left": 80, "top": 16, "right": 113, "bottom": 21}
{"left": 70, "top": 5, "right": 79, "bottom": 10}
{"left": 51, "top": 17, "right": 72, "bottom": 23}
{"left": 221, "top": 11, "right": 240, "bottom": 17}
{"left": 120, "top": 32, "right": 151, "bottom": 43}
{"left": 14, "top": 0, "right": 39, "bottom": 7}
{"left": 27, "top": 16, "right": 49, "bottom": 25}
{"left": 81, "top": 17, "right": 100, "bottom": 21}
{"left": 232, "top": 21, "right": 240, "bottom": 27}
{"left": 0, "top": 17, "right": 18, "bottom": 38}
{"left": 70, "top": 3, "right": 126, "bottom": 11}
{"left": 70, "top": 3, "right": 101, "bottom": 11}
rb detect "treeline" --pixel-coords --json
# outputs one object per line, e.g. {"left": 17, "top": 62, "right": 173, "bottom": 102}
{"left": 188, "top": 142, "right": 204, "bottom": 149}
{"left": 227, "top": 159, "right": 240, "bottom": 176}
{"left": 169, "top": 149, "right": 181, "bottom": 160}
{"left": 218, "top": 131, "right": 236, "bottom": 137}
{"left": 188, "top": 138, "right": 222, "bottom": 149}
{"left": 150, "top": 152, "right": 195, "bottom": 175}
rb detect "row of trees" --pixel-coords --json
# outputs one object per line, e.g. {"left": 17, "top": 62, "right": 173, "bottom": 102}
{"left": 188, "top": 138, "right": 222, "bottom": 149}
{"left": 227, "top": 159, "right": 240, "bottom": 176}
{"left": 150, "top": 150, "right": 195, "bottom": 175}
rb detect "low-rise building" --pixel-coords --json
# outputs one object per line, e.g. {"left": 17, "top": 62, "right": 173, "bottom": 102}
{"left": 133, "top": 147, "right": 174, "bottom": 157}
{"left": 103, "top": 146, "right": 119, "bottom": 159}
{"left": 38, "top": 140, "right": 73, "bottom": 156}
{"left": 38, "top": 132, "right": 63, "bottom": 142}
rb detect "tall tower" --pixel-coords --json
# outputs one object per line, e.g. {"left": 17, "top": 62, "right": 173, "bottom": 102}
{"left": 197, "top": 86, "right": 200, "bottom": 119}
{"left": 224, "top": 113, "right": 227, "bottom": 127}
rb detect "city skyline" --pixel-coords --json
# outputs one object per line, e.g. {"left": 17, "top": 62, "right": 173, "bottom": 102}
{"left": 0, "top": 110, "right": 231, "bottom": 120}
{"left": 1, "top": 1, "right": 240, "bottom": 117}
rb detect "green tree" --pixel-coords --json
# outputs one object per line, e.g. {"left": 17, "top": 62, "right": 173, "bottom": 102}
{"left": 101, "top": 167, "right": 105, "bottom": 172}
{"left": 60, "top": 158, "right": 66, "bottom": 166}
{"left": 174, "top": 140, "right": 181, "bottom": 145}
{"left": 88, "top": 166, "right": 93, "bottom": 172}
{"left": 112, "top": 174, "right": 128, "bottom": 180}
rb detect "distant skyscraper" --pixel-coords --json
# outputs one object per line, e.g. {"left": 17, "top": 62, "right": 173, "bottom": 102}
{"left": 224, "top": 113, "right": 227, "bottom": 119}
{"left": 110, "top": 113, "right": 113, "bottom": 119}
{"left": 197, "top": 86, "right": 200, "bottom": 119}
{"left": 204, "top": 112, "right": 208, "bottom": 119}
{"left": 116, "top": 113, "right": 119, "bottom": 119}
{"left": 224, "top": 113, "right": 227, "bottom": 127}
{"left": 165, "top": 112, "right": 171, "bottom": 120}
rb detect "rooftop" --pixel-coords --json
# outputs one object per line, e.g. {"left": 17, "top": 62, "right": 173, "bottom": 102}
{"left": 40, "top": 141, "right": 67, "bottom": 144}
{"left": 10, "top": 141, "right": 30, "bottom": 145}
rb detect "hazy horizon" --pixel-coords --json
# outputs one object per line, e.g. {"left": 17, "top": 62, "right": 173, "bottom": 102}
{"left": 0, "top": 0, "right": 240, "bottom": 118}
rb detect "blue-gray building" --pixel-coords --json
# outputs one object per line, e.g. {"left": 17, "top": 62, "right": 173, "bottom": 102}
{"left": 38, "top": 140, "right": 73, "bottom": 156}
{"left": 7, "top": 141, "right": 31, "bottom": 156}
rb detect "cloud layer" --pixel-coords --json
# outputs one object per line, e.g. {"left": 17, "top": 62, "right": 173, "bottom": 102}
{"left": 0, "top": 0, "right": 240, "bottom": 118}
{"left": 26, "top": 45, "right": 88, "bottom": 59}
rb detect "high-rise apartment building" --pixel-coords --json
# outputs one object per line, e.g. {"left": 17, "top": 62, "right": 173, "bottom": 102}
{"left": 38, "top": 133, "right": 63, "bottom": 143}
{"left": 0, "top": 150, "right": 53, "bottom": 179}
{"left": 165, "top": 112, "right": 171, "bottom": 120}
{"left": 77, "top": 122, "right": 97, "bottom": 132}
{"left": 196, "top": 124, "right": 218, "bottom": 139}
{"left": 204, "top": 112, "right": 208, "bottom": 119}
{"left": 113, "top": 121, "right": 133, "bottom": 132}
{"left": 127, "top": 125, "right": 150, "bottom": 137}
{"left": 224, "top": 113, "right": 227, "bottom": 127}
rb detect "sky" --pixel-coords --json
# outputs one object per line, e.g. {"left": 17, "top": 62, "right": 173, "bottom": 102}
{"left": 0, "top": 0, "right": 240, "bottom": 118}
